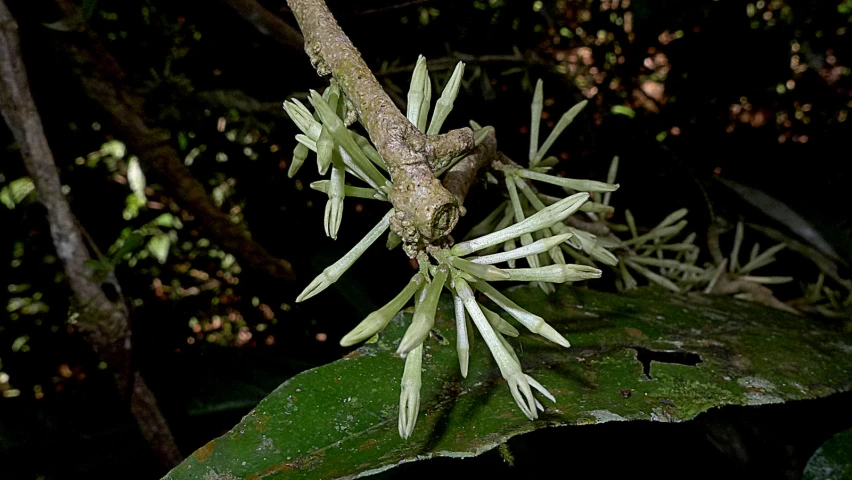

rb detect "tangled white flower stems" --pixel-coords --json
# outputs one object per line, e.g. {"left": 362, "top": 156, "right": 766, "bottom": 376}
{"left": 284, "top": 58, "right": 621, "bottom": 439}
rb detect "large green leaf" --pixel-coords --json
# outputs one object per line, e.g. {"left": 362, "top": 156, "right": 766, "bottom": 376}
{"left": 164, "top": 286, "right": 852, "bottom": 480}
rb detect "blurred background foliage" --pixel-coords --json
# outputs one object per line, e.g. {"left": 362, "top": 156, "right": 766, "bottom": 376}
{"left": 0, "top": 0, "right": 850, "bottom": 478}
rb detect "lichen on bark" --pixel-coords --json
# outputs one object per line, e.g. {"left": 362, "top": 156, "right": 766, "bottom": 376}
{"left": 286, "top": 0, "right": 475, "bottom": 250}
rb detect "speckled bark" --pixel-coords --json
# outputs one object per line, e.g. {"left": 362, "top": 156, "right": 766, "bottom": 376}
{"left": 442, "top": 129, "right": 497, "bottom": 209}
{"left": 286, "top": 0, "right": 474, "bottom": 247}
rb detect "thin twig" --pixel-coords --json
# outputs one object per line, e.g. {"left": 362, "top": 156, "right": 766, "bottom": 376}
{"left": 286, "top": 0, "right": 475, "bottom": 247}
{"left": 222, "top": 0, "right": 304, "bottom": 50}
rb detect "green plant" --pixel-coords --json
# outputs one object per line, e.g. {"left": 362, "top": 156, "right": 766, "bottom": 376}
{"left": 284, "top": 53, "right": 625, "bottom": 436}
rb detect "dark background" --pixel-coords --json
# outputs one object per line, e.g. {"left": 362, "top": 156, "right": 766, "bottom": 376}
{"left": 1, "top": 0, "right": 850, "bottom": 478}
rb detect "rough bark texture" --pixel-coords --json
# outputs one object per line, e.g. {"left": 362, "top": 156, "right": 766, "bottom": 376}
{"left": 0, "top": 0, "right": 182, "bottom": 469}
{"left": 286, "top": 0, "right": 475, "bottom": 249}
{"left": 442, "top": 129, "right": 496, "bottom": 209}
{"left": 223, "top": 0, "right": 304, "bottom": 51}
{"left": 53, "top": 0, "right": 295, "bottom": 281}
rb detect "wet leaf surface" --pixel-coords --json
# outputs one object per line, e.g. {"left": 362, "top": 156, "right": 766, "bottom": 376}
{"left": 164, "top": 286, "right": 852, "bottom": 480}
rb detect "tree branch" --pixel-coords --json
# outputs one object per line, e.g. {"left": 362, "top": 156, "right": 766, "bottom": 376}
{"left": 286, "top": 0, "right": 475, "bottom": 249}
{"left": 0, "top": 1, "right": 182, "bottom": 469}
{"left": 442, "top": 128, "right": 496, "bottom": 208}
{"left": 54, "top": 0, "right": 295, "bottom": 281}
{"left": 222, "top": 0, "right": 304, "bottom": 51}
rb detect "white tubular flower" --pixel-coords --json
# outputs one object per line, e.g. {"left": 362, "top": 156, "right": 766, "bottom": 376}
{"left": 310, "top": 91, "right": 390, "bottom": 189}
{"left": 453, "top": 291, "right": 470, "bottom": 378}
{"left": 310, "top": 181, "right": 386, "bottom": 201}
{"left": 283, "top": 99, "right": 322, "bottom": 140}
{"left": 454, "top": 277, "right": 548, "bottom": 420}
{"left": 297, "top": 209, "right": 393, "bottom": 302}
{"left": 480, "top": 305, "right": 520, "bottom": 337}
{"left": 398, "top": 343, "right": 423, "bottom": 439}
{"left": 397, "top": 266, "right": 449, "bottom": 355}
{"left": 473, "top": 281, "right": 571, "bottom": 348}
{"left": 324, "top": 154, "right": 346, "bottom": 239}
{"left": 514, "top": 168, "right": 619, "bottom": 193}
{"left": 449, "top": 256, "right": 510, "bottom": 281}
{"left": 469, "top": 233, "right": 573, "bottom": 265}
{"left": 288, "top": 143, "right": 309, "bottom": 178}
{"left": 502, "top": 264, "right": 602, "bottom": 283}
{"left": 340, "top": 274, "right": 425, "bottom": 347}
{"left": 450, "top": 192, "right": 589, "bottom": 257}
{"left": 406, "top": 56, "right": 429, "bottom": 129}
{"left": 427, "top": 61, "right": 465, "bottom": 135}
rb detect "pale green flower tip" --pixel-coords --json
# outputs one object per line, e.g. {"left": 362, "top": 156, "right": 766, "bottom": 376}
{"left": 569, "top": 264, "right": 603, "bottom": 280}
{"left": 537, "top": 322, "right": 571, "bottom": 348}
{"left": 396, "top": 334, "right": 426, "bottom": 356}
{"left": 339, "top": 312, "right": 388, "bottom": 347}
{"left": 507, "top": 377, "right": 538, "bottom": 420}
{"left": 450, "top": 256, "right": 510, "bottom": 281}
{"left": 295, "top": 274, "right": 330, "bottom": 303}
{"left": 525, "top": 374, "right": 556, "bottom": 403}
{"left": 324, "top": 198, "right": 343, "bottom": 240}
{"left": 458, "top": 352, "right": 469, "bottom": 378}
{"left": 287, "top": 159, "right": 304, "bottom": 179}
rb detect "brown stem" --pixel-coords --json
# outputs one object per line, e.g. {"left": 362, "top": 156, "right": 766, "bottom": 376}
{"left": 0, "top": 1, "right": 181, "bottom": 468}
{"left": 54, "top": 0, "right": 295, "bottom": 281}
{"left": 442, "top": 130, "right": 496, "bottom": 208}
{"left": 286, "top": 0, "right": 474, "bottom": 248}
{"left": 222, "top": 0, "right": 304, "bottom": 51}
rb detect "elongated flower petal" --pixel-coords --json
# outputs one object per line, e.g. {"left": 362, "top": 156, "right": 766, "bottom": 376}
{"left": 450, "top": 192, "right": 589, "bottom": 256}
{"left": 316, "top": 127, "right": 334, "bottom": 175}
{"left": 515, "top": 168, "right": 619, "bottom": 193}
{"left": 627, "top": 256, "right": 705, "bottom": 274}
{"left": 739, "top": 243, "right": 785, "bottom": 274}
{"left": 398, "top": 343, "right": 422, "bottom": 439}
{"left": 297, "top": 209, "right": 393, "bottom": 302}
{"left": 324, "top": 154, "right": 345, "bottom": 239}
{"left": 625, "top": 259, "right": 681, "bottom": 293}
{"left": 310, "top": 181, "right": 386, "bottom": 201}
{"left": 525, "top": 374, "right": 556, "bottom": 403}
{"left": 473, "top": 281, "right": 571, "bottom": 348}
{"left": 505, "top": 174, "right": 540, "bottom": 268}
{"left": 417, "top": 68, "right": 432, "bottom": 132}
{"left": 470, "top": 233, "right": 573, "bottom": 265}
{"left": 454, "top": 278, "right": 538, "bottom": 420}
{"left": 310, "top": 91, "right": 389, "bottom": 189}
{"left": 407, "top": 56, "right": 428, "bottom": 129}
{"left": 620, "top": 220, "right": 688, "bottom": 247}
{"left": 449, "top": 256, "right": 510, "bottom": 281}
{"left": 295, "top": 134, "right": 316, "bottom": 152}
{"left": 529, "top": 79, "right": 544, "bottom": 165}
{"left": 463, "top": 201, "right": 507, "bottom": 241}
{"left": 427, "top": 61, "right": 465, "bottom": 135}
{"left": 350, "top": 131, "right": 388, "bottom": 171}
{"left": 288, "top": 142, "right": 309, "bottom": 178}
{"left": 480, "top": 305, "right": 520, "bottom": 337}
{"left": 397, "top": 266, "right": 449, "bottom": 355}
{"left": 532, "top": 100, "right": 587, "bottom": 164}
{"left": 453, "top": 291, "right": 470, "bottom": 378}
{"left": 603, "top": 156, "right": 619, "bottom": 206}
{"left": 500, "top": 264, "right": 602, "bottom": 283}
{"left": 340, "top": 274, "right": 425, "bottom": 347}
{"left": 283, "top": 99, "right": 322, "bottom": 140}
